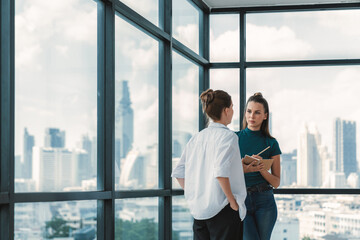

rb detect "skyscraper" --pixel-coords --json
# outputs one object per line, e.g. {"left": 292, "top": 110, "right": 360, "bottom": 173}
{"left": 44, "top": 128, "right": 65, "bottom": 148}
{"left": 115, "top": 80, "right": 134, "bottom": 165}
{"left": 172, "top": 131, "right": 192, "bottom": 158}
{"left": 281, "top": 150, "right": 297, "bottom": 186}
{"left": 81, "top": 135, "right": 94, "bottom": 177}
{"left": 334, "top": 118, "right": 357, "bottom": 178}
{"left": 32, "top": 147, "right": 74, "bottom": 191}
{"left": 23, "top": 128, "right": 35, "bottom": 179}
{"left": 297, "top": 124, "right": 322, "bottom": 187}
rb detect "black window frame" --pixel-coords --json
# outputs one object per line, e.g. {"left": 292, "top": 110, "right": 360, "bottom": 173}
{"left": 1, "top": 0, "right": 360, "bottom": 239}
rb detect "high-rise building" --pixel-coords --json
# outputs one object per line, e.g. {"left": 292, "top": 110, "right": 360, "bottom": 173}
{"left": 115, "top": 80, "right": 134, "bottom": 166}
{"left": 44, "top": 128, "right": 65, "bottom": 148}
{"left": 32, "top": 147, "right": 74, "bottom": 191}
{"left": 281, "top": 150, "right": 297, "bottom": 186}
{"left": 23, "top": 128, "right": 35, "bottom": 179}
{"left": 172, "top": 131, "right": 192, "bottom": 158}
{"left": 297, "top": 124, "right": 322, "bottom": 187}
{"left": 334, "top": 118, "right": 357, "bottom": 178}
{"left": 81, "top": 135, "right": 94, "bottom": 177}
{"left": 15, "top": 155, "right": 22, "bottom": 179}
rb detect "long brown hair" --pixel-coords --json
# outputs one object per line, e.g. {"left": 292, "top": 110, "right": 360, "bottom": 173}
{"left": 200, "top": 89, "right": 232, "bottom": 121}
{"left": 242, "top": 92, "right": 274, "bottom": 138}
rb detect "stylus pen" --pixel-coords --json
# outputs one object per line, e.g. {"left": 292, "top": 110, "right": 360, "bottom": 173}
{"left": 256, "top": 146, "right": 270, "bottom": 156}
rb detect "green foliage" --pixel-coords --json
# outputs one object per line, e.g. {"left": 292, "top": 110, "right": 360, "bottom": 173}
{"left": 45, "top": 216, "right": 76, "bottom": 238}
{"left": 115, "top": 218, "right": 180, "bottom": 240}
{"left": 302, "top": 237, "right": 311, "bottom": 240}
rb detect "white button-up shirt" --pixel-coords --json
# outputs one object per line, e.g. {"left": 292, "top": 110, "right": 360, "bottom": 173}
{"left": 172, "top": 122, "right": 247, "bottom": 220}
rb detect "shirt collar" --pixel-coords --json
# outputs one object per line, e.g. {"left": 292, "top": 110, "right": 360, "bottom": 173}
{"left": 208, "top": 122, "right": 229, "bottom": 129}
{"left": 245, "top": 127, "right": 262, "bottom": 135}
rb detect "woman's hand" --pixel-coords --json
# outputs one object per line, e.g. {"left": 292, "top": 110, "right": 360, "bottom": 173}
{"left": 242, "top": 159, "right": 264, "bottom": 173}
{"left": 251, "top": 155, "right": 263, "bottom": 160}
{"left": 229, "top": 199, "right": 239, "bottom": 211}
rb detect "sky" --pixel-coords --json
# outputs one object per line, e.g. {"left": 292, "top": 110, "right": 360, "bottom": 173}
{"left": 14, "top": 0, "right": 360, "bottom": 164}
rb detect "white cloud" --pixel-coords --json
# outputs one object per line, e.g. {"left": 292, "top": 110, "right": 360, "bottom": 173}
{"left": 173, "top": 67, "right": 199, "bottom": 134}
{"left": 15, "top": 0, "right": 98, "bottom": 155}
{"left": 210, "top": 29, "right": 239, "bottom": 62}
{"left": 174, "top": 24, "right": 199, "bottom": 53}
{"left": 317, "top": 10, "right": 360, "bottom": 37}
{"left": 247, "top": 67, "right": 360, "bottom": 156}
{"left": 247, "top": 23, "right": 313, "bottom": 60}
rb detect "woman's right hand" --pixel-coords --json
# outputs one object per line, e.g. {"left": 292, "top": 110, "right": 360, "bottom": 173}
{"left": 230, "top": 200, "right": 239, "bottom": 211}
{"left": 242, "top": 159, "right": 264, "bottom": 173}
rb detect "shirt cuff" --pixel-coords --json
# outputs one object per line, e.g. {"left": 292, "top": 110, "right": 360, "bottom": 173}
{"left": 171, "top": 171, "right": 185, "bottom": 178}
{"left": 213, "top": 166, "right": 231, "bottom": 178}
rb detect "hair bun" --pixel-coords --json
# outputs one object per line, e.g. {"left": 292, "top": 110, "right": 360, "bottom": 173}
{"left": 253, "top": 92, "right": 263, "bottom": 97}
{"left": 200, "top": 89, "right": 215, "bottom": 107}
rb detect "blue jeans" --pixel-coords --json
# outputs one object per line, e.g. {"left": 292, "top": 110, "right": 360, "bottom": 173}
{"left": 243, "top": 189, "right": 277, "bottom": 240}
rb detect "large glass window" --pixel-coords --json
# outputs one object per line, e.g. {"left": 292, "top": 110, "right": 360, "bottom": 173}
{"left": 15, "top": 0, "right": 97, "bottom": 192}
{"left": 15, "top": 201, "right": 97, "bottom": 239}
{"left": 173, "top": 0, "right": 200, "bottom": 54}
{"left": 247, "top": 66, "right": 360, "bottom": 188}
{"left": 115, "top": 198, "right": 158, "bottom": 240}
{"left": 210, "top": 14, "right": 239, "bottom": 62}
{"left": 210, "top": 69, "right": 240, "bottom": 131}
{"left": 274, "top": 195, "right": 360, "bottom": 239}
{"left": 173, "top": 196, "right": 193, "bottom": 240}
{"left": 247, "top": 10, "right": 360, "bottom": 61}
{"left": 172, "top": 51, "right": 199, "bottom": 189}
{"left": 119, "top": 0, "right": 158, "bottom": 26}
{"left": 115, "top": 15, "right": 159, "bottom": 190}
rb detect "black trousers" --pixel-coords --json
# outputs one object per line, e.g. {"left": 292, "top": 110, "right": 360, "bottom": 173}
{"left": 193, "top": 204, "right": 243, "bottom": 240}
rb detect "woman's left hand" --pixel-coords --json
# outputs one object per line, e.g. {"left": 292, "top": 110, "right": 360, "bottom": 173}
{"left": 251, "top": 155, "right": 263, "bottom": 160}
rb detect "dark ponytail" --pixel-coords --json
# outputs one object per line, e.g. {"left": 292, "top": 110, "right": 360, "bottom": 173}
{"left": 242, "top": 92, "right": 274, "bottom": 139}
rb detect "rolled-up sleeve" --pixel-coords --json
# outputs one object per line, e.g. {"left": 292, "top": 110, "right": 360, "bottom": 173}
{"left": 213, "top": 134, "right": 237, "bottom": 178}
{"left": 171, "top": 147, "right": 186, "bottom": 178}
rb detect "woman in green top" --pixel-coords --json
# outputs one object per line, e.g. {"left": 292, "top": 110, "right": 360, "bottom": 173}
{"left": 235, "top": 92, "right": 281, "bottom": 240}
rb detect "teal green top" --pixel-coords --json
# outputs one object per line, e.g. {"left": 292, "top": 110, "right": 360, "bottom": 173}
{"left": 235, "top": 128, "right": 281, "bottom": 188}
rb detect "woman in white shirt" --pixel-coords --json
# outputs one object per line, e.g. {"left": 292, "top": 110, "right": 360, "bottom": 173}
{"left": 172, "top": 89, "right": 247, "bottom": 240}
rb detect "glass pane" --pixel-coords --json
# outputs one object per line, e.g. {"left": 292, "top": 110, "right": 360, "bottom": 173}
{"left": 210, "top": 14, "right": 239, "bottom": 62}
{"left": 173, "top": 0, "right": 199, "bottom": 54}
{"left": 115, "top": 198, "right": 158, "bottom": 240}
{"left": 172, "top": 51, "right": 199, "bottom": 189}
{"left": 115, "top": 15, "right": 159, "bottom": 190}
{"left": 274, "top": 195, "right": 360, "bottom": 239}
{"left": 247, "top": 66, "right": 360, "bottom": 188}
{"left": 247, "top": 10, "right": 360, "bottom": 61}
{"left": 119, "top": 0, "right": 158, "bottom": 26}
{"left": 210, "top": 69, "right": 240, "bottom": 131}
{"left": 15, "top": 201, "right": 97, "bottom": 239}
{"left": 15, "top": 0, "right": 97, "bottom": 192}
{"left": 173, "top": 196, "right": 193, "bottom": 240}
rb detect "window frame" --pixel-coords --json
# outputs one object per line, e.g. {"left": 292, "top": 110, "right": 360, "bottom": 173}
{"left": 1, "top": 0, "right": 360, "bottom": 240}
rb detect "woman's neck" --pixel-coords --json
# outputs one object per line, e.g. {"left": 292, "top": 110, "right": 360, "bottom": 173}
{"left": 213, "top": 119, "right": 228, "bottom": 126}
{"left": 247, "top": 126, "right": 260, "bottom": 131}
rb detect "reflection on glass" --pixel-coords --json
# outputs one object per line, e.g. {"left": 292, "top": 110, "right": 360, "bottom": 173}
{"left": 119, "top": 0, "right": 158, "bottom": 26}
{"left": 274, "top": 195, "right": 360, "bottom": 239}
{"left": 173, "top": 0, "right": 199, "bottom": 54}
{"left": 115, "top": 198, "right": 158, "bottom": 240}
{"left": 15, "top": 0, "right": 97, "bottom": 192}
{"left": 172, "top": 51, "right": 199, "bottom": 189}
{"left": 247, "top": 10, "right": 360, "bottom": 61}
{"left": 15, "top": 201, "right": 97, "bottom": 239}
{"left": 115, "top": 15, "right": 159, "bottom": 190}
{"left": 210, "top": 69, "right": 240, "bottom": 131}
{"left": 173, "top": 196, "right": 193, "bottom": 240}
{"left": 247, "top": 66, "right": 360, "bottom": 189}
{"left": 210, "top": 14, "right": 239, "bottom": 62}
